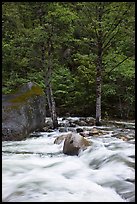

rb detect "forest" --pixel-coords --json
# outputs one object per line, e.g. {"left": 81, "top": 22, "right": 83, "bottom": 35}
{"left": 2, "top": 2, "right": 135, "bottom": 123}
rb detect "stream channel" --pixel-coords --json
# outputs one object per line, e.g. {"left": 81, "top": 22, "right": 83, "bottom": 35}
{"left": 2, "top": 117, "right": 135, "bottom": 202}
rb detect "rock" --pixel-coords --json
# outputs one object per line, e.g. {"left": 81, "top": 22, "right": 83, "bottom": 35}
{"left": 85, "top": 117, "right": 96, "bottom": 126}
{"left": 76, "top": 128, "right": 83, "bottom": 133}
{"left": 2, "top": 82, "right": 46, "bottom": 141}
{"left": 119, "top": 136, "right": 128, "bottom": 141}
{"left": 117, "top": 134, "right": 128, "bottom": 141}
{"left": 69, "top": 122, "right": 76, "bottom": 127}
{"left": 101, "top": 120, "right": 135, "bottom": 129}
{"left": 88, "top": 128, "right": 107, "bottom": 136}
{"left": 58, "top": 127, "right": 68, "bottom": 132}
{"left": 72, "top": 117, "right": 96, "bottom": 126}
{"left": 63, "top": 133, "right": 91, "bottom": 156}
{"left": 79, "top": 132, "right": 89, "bottom": 137}
{"left": 44, "top": 118, "right": 53, "bottom": 129}
{"left": 54, "top": 133, "right": 72, "bottom": 144}
{"left": 75, "top": 120, "right": 87, "bottom": 126}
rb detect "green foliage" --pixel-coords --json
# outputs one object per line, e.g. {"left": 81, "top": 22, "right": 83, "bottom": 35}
{"left": 2, "top": 2, "right": 135, "bottom": 119}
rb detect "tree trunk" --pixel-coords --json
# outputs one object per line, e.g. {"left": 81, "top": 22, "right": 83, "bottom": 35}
{"left": 46, "top": 83, "right": 58, "bottom": 129}
{"left": 96, "top": 4, "right": 103, "bottom": 126}
{"left": 44, "top": 39, "right": 58, "bottom": 129}
{"left": 33, "top": 6, "right": 58, "bottom": 129}
{"left": 96, "top": 58, "right": 102, "bottom": 126}
{"left": 118, "top": 96, "right": 123, "bottom": 118}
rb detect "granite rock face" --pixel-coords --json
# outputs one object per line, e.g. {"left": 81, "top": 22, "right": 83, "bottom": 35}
{"left": 2, "top": 82, "right": 46, "bottom": 141}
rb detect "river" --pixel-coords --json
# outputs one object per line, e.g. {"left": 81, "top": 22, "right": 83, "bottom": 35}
{"left": 2, "top": 118, "right": 135, "bottom": 202}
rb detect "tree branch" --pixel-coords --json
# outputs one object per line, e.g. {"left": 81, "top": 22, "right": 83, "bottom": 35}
{"left": 102, "top": 5, "right": 126, "bottom": 43}
{"left": 102, "top": 28, "right": 119, "bottom": 52}
{"left": 102, "top": 3, "right": 132, "bottom": 48}
{"left": 103, "top": 56, "right": 129, "bottom": 77}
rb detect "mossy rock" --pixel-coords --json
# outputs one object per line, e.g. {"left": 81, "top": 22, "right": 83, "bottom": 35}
{"left": 3, "top": 82, "right": 44, "bottom": 109}
{"left": 2, "top": 82, "right": 46, "bottom": 141}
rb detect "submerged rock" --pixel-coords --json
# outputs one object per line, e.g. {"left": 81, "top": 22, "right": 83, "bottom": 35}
{"left": 63, "top": 133, "right": 91, "bottom": 156}
{"left": 2, "top": 82, "right": 46, "bottom": 141}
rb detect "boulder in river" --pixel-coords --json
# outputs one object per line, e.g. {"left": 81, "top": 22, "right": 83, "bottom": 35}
{"left": 63, "top": 133, "right": 91, "bottom": 156}
{"left": 54, "top": 133, "right": 72, "bottom": 145}
{"left": 2, "top": 82, "right": 46, "bottom": 141}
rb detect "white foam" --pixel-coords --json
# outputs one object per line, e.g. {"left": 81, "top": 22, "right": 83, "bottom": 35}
{"left": 2, "top": 126, "right": 135, "bottom": 202}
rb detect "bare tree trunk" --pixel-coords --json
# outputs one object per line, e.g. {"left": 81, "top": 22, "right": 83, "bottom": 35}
{"left": 118, "top": 96, "right": 123, "bottom": 118}
{"left": 96, "top": 4, "right": 103, "bottom": 126}
{"left": 46, "top": 83, "right": 58, "bottom": 129}
{"left": 96, "top": 57, "right": 102, "bottom": 126}
{"left": 44, "top": 39, "right": 58, "bottom": 129}
{"left": 38, "top": 6, "right": 58, "bottom": 129}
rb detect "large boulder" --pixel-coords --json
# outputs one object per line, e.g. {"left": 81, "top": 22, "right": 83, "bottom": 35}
{"left": 54, "top": 132, "right": 72, "bottom": 144}
{"left": 63, "top": 133, "right": 91, "bottom": 156}
{"left": 2, "top": 82, "right": 46, "bottom": 141}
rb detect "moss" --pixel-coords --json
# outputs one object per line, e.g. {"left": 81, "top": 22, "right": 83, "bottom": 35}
{"left": 2, "top": 83, "right": 45, "bottom": 111}
{"left": 9, "top": 84, "right": 44, "bottom": 104}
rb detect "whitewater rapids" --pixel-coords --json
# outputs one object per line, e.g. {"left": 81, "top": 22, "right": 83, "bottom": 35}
{"left": 2, "top": 125, "right": 135, "bottom": 202}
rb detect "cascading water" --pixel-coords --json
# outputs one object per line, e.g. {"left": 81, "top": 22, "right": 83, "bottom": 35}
{"left": 2, "top": 119, "right": 135, "bottom": 202}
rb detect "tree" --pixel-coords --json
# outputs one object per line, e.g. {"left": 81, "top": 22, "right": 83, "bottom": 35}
{"left": 2, "top": 2, "right": 77, "bottom": 128}
{"left": 2, "top": 2, "right": 135, "bottom": 121}
{"left": 25, "top": 2, "right": 77, "bottom": 128}
{"left": 71, "top": 2, "right": 135, "bottom": 124}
